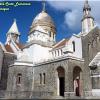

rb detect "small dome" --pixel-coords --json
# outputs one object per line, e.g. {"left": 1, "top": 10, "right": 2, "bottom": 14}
{"left": 29, "top": 11, "right": 56, "bottom": 34}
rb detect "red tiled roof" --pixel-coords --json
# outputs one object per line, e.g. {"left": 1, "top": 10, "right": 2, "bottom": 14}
{"left": 5, "top": 44, "right": 13, "bottom": 53}
{"left": 53, "top": 39, "right": 69, "bottom": 49}
{"left": 16, "top": 42, "right": 24, "bottom": 49}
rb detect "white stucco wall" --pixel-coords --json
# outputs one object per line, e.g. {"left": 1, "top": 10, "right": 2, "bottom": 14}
{"left": 82, "top": 18, "right": 94, "bottom": 34}
{"left": 65, "top": 35, "right": 82, "bottom": 58}
{"left": 28, "top": 26, "right": 52, "bottom": 43}
{"left": 23, "top": 44, "right": 51, "bottom": 64}
{"left": 82, "top": 18, "right": 88, "bottom": 33}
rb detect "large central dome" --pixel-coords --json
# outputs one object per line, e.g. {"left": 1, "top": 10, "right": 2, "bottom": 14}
{"left": 29, "top": 11, "right": 56, "bottom": 34}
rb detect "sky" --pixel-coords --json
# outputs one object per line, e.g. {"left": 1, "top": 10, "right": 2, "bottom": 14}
{"left": 0, "top": 0, "right": 100, "bottom": 44}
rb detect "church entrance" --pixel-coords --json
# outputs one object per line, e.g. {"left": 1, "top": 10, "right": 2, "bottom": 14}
{"left": 57, "top": 67, "right": 65, "bottom": 96}
{"left": 73, "top": 67, "right": 82, "bottom": 96}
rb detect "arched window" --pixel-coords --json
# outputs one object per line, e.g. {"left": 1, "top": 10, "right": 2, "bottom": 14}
{"left": 49, "top": 31, "right": 51, "bottom": 37}
{"left": 53, "top": 34, "right": 54, "bottom": 39}
{"left": 72, "top": 41, "right": 75, "bottom": 52}
{"left": 40, "top": 73, "right": 42, "bottom": 84}
{"left": 43, "top": 73, "right": 46, "bottom": 84}
{"left": 16, "top": 73, "right": 22, "bottom": 84}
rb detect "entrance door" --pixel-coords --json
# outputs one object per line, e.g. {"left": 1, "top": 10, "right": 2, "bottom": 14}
{"left": 59, "top": 77, "right": 64, "bottom": 96}
{"left": 73, "top": 67, "right": 82, "bottom": 96}
{"left": 57, "top": 67, "right": 65, "bottom": 96}
{"left": 75, "top": 79, "right": 80, "bottom": 96}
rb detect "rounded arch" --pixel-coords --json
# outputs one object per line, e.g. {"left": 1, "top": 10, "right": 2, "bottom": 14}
{"left": 57, "top": 66, "right": 65, "bottom": 70}
{"left": 57, "top": 66, "right": 65, "bottom": 78}
{"left": 73, "top": 66, "right": 82, "bottom": 80}
{"left": 73, "top": 66, "right": 82, "bottom": 96}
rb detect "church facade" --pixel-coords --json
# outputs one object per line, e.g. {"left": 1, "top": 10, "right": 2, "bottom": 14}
{"left": 0, "top": 0, "right": 100, "bottom": 99}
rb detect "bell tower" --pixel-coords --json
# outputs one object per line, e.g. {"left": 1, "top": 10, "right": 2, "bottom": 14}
{"left": 81, "top": 0, "right": 94, "bottom": 34}
{"left": 6, "top": 19, "right": 20, "bottom": 44}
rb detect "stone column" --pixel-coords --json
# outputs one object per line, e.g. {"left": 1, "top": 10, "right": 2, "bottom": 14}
{"left": 55, "top": 71, "right": 59, "bottom": 96}
{"left": 84, "top": 65, "right": 92, "bottom": 97}
{"left": 64, "top": 66, "right": 75, "bottom": 98}
{"left": 80, "top": 71, "right": 84, "bottom": 97}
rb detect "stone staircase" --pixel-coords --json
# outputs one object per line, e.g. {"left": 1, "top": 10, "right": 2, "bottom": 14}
{"left": 40, "top": 96, "right": 64, "bottom": 99}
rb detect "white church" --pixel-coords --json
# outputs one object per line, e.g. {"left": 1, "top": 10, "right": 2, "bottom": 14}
{"left": 0, "top": 0, "right": 100, "bottom": 99}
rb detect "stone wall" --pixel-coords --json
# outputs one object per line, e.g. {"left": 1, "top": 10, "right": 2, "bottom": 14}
{"left": 82, "top": 27, "right": 100, "bottom": 62}
{"left": 33, "top": 57, "right": 84, "bottom": 98}
{"left": 0, "top": 48, "right": 4, "bottom": 80}
{"left": 0, "top": 52, "right": 16, "bottom": 90}
{"left": 6, "top": 64, "right": 33, "bottom": 99}
{"left": 81, "top": 27, "right": 100, "bottom": 96}
{"left": 33, "top": 59, "right": 68, "bottom": 95}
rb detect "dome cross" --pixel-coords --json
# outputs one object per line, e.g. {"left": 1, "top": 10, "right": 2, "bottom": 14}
{"left": 42, "top": 0, "right": 46, "bottom": 12}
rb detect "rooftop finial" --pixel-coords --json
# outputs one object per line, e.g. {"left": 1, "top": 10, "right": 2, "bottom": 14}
{"left": 14, "top": 18, "right": 16, "bottom": 22}
{"left": 83, "top": 0, "right": 91, "bottom": 11}
{"left": 85, "top": 0, "right": 88, "bottom": 4}
{"left": 42, "top": 0, "right": 46, "bottom": 12}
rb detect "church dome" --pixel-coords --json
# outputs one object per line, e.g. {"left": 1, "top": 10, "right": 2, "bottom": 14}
{"left": 29, "top": 11, "right": 56, "bottom": 34}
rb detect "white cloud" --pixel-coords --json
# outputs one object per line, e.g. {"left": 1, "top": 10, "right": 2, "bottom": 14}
{"left": 47, "top": 1, "right": 83, "bottom": 11}
{"left": 64, "top": 10, "right": 81, "bottom": 30}
{"left": 47, "top": 0, "right": 100, "bottom": 32}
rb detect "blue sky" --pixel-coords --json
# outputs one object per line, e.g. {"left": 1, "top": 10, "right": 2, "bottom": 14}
{"left": 0, "top": 0, "right": 100, "bottom": 44}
